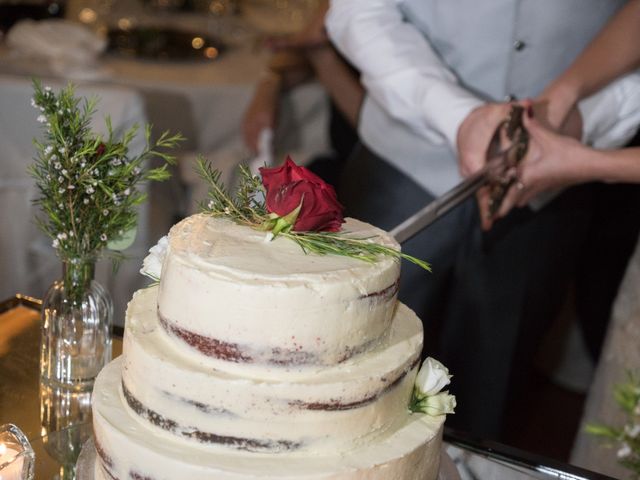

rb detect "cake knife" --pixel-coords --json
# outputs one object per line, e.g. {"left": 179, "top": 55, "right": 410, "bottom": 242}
{"left": 390, "top": 105, "right": 528, "bottom": 244}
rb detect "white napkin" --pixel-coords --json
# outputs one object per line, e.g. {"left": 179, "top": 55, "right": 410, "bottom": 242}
{"left": 6, "top": 19, "right": 108, "bottom": 79}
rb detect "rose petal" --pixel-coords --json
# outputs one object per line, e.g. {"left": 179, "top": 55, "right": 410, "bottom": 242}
{"left": 261, "top": 157, "right": 344, "bottom": 232}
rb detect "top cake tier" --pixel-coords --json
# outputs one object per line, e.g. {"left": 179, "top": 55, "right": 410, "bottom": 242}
{"left": 157, "top": 214, "right": 401, "bottom": 370}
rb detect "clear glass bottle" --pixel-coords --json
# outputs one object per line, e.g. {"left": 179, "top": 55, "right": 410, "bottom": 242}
{"left": 40, "top": 257, "right": 113, "bottom": 391}
{"left": 40, "top": 383, "right": 93, "bottom": 480}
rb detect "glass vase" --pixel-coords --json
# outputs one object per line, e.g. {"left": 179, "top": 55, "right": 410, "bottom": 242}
{"left": 40, "top": 383, "right": 93, "bottom": 480}
{"left": 40, "top": 257, "right": 113, "bottom": 392}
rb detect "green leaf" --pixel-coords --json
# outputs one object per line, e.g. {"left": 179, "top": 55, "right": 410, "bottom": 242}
{"left": 28, "top": 81, "right": 182, "bottom": 264}
{"left": 585, "top": 423, "right": 620, "bottom": 439}
{"left": 107, "top": 226, "right": 137, "bottom": 251}
{"left": 271, "top": 201, "right": 302, "bottom": 236}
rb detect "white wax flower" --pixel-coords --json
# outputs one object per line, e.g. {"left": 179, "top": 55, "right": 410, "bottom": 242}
{"left": 140, "top": 236, "right": 169, "bottom": 280}
{"left": 419, "top": 392, "right": 457, "bottom": 416}
{"left": 415, "top": 357, "right": 452, "bottom": 396}
{"left": 625, "top": 423, "right": 640, "bottom": 439}
{"left": 617, "top": 442, "right": 632, "bottom": 459}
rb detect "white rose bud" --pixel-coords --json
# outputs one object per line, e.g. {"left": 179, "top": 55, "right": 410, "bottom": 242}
{"left": 419, "top": 392, "right": 457, "bottom": 416}
{"left": 415, "top": 357, "right": 452, "bottom": 396}
{"left": 141, "top": 236, "right": 169, "bottom": 281}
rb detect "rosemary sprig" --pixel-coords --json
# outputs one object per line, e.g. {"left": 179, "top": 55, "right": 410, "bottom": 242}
{"left": 196, "top": 158, "right": 265, "bottom": 226}
{"left": 586, "top": 371, "right": 640, "bottom": 476}
{"left": 29, "top": 80, "right": 184, "bottom": 264}
{"left": 281, "top": 231, "right": 431, "bottom": 271}
{"left": 196, "top": 158, "right": 431, "bottom": 272}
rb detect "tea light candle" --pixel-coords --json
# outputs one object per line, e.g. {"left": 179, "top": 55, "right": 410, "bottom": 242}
{"left": 0, "top": 443, "right": 24, "bottom": 480}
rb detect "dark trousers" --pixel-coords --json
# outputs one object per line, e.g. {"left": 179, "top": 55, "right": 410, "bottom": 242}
{"left": 339, "top": 142, "right": 639, "bottom": 439}
{"left": 574, "top": 182, "right": 640, "bottom": 360}
{"left": 339, "top": 143, "right": 471, "bottom": 354}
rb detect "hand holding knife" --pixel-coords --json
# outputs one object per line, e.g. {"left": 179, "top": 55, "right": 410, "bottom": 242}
{"left": 390, "top": 105, "right": 529, "bottom": 244}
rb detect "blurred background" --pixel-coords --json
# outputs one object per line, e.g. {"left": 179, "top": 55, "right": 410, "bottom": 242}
{"left": 0, "top": 0, "right": 331, "bottom": 319}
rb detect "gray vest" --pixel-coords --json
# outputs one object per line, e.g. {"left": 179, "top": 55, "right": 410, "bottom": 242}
{"left": 360, "top": 0, "right": 628, "bottom": 196}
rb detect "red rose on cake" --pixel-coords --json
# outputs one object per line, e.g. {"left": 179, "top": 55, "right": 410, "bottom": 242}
{"left": 260, "top": 156, "right": 344, "bottom": 232}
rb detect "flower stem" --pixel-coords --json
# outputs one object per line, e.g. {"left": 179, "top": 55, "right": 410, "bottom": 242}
{"left": 62, "top": 257, "right": 95, "bottom": 305}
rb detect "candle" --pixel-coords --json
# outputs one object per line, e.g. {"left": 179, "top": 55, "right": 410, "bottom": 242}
{"left": 0, "top": 443, "right": 24, "bottom": 480}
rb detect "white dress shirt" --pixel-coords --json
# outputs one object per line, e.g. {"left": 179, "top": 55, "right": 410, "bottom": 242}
{"left": 327, "top": 0, "right": 640, "bottom": 197}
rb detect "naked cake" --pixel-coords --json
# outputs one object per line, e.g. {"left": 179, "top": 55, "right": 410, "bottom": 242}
{"left": 91, "top": 158, "right": 452, "bottom": 479}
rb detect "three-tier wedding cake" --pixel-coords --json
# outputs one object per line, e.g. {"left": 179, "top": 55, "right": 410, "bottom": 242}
{"left": 91, "top": 160, "right": 451, "bottom": 479}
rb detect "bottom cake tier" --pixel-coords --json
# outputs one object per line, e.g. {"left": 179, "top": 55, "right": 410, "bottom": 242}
{"left": 93, "top": 359, "right": 445, "bottom": 480}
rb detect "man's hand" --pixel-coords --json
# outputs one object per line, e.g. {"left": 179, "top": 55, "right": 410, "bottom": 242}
{"left": 479, "top": 97, "right": 584, "bottom": 229}
{"left": 457, "top": 102, "right": 513, "bottom": 177}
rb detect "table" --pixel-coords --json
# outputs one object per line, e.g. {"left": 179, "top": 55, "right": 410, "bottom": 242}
{"left": 0, "top": 295, "right": 615, "bottom": 480}
{"left": 0, "top": 295, "right": 122, "bottom": 479}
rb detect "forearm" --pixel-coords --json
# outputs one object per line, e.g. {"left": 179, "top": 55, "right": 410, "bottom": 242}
{"left": 555, "top": 141, "right": 640, "bottom": 186}
{"left": 583, "top": 147, "right": 640, "bottom": 184}
{"left": 565, "top": 0, "right": 640, "bottom": 99}
{"left": 254, "top": 71, "right": 282, "bottom": 100}
{"left": 265, "top": 51, "right": 313, "bottom": 90}
{"left": 306, "top": 46, "right": 363, "bottom": 128}
{"left": 542, "top": 0, "right": 640, "bottom": 125}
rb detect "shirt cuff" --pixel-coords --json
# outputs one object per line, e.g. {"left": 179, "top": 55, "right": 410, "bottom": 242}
{"left": 422, "top": 80, "right": 485, "bottom": 152}
{"left": 579, "top": 71, "right": 640, "bottom": 149}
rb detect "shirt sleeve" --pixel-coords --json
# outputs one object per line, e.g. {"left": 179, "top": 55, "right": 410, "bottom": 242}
{"left": 579, "top": 71, "right": 640, "bottom": 149}
{"left": 326, "top": 0, "right": 484, "bottom": 151}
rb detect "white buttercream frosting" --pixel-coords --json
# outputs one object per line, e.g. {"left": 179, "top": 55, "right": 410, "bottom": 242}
{"left": 157, "top": 215, "right": 401, "bottom": 368}
{"left": 91, "top": 212, "right": 446, "bottom": 479}
{"left": 121, "top": 286, "right": 423, "bottom": 454}
{"left": 93, "top": 359, "right": 444, "bottom": 480}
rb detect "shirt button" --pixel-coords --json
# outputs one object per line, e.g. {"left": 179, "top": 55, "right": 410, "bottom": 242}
{"left": 513, "top": 40, "right": 526, "bottom": 51}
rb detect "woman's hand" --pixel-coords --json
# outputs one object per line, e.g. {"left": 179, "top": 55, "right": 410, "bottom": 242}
{"left": 494, "top": 111, "right": 590, "bottom": 219}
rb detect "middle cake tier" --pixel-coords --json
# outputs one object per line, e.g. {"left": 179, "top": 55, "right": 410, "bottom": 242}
{"left": 122, "top": 286, "right": 423, "bottom": 455}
